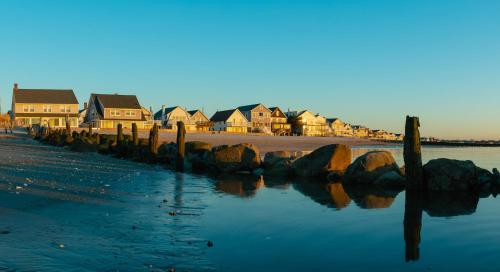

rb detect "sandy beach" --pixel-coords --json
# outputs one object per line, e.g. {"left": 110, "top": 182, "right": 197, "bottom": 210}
{"left": 92, "top": 130, "right": 395, "bottom": 153}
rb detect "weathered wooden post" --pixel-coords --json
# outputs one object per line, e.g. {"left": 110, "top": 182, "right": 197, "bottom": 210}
{"left": 117, "top": 123, "right": 124, "bottom": 145}
{"left": 404, "top": 116, "right": 423, "bottom": 190}
{"left": 176, "top": 121, "right": 186, "bottom": 172}
{"left": 132, "top": 123, "right": 139, "bottom": 146}
{"left": 95, "top": 133, "right": 101, "bottom": 145}
{"left": 88, "top": 123, "right": 93, "bottom": 134}
{"left": 149, "top": 124, "right": 159, "bottom": 157}
{"left": 65, "top": 114, "right": 71, "bottom": 134}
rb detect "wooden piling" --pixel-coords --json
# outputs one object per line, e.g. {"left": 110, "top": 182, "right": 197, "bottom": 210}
{"left": 65, "top": 114, "right": 71, "bottom": 134}
{"left": 132, "top": 123, "right": 139, "bottom": 146}
{"left": 404, "top": 116, "right": 423, "bottom": 190}
{"left": 149, "top": 124, "right": 159, "bottom": 157}
{"left": 88, "top": 123, "right": 93, "bottom": 135}
{"left": 117, "top": 123, "right": 124, "bottom": 145}
{"left": 176, "top": 121, "right": 186, "bottom": 172}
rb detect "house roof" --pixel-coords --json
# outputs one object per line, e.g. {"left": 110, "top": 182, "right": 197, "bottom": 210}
{"left": 210, "top": 109, "right": 239, "bottom": 122}
{"left": 153, "top": 106, "right": 185, "bottom": 120}
{"left": 93, "top": 93, "right": 142, "bottom": 109}
{"left": 14, "top": 89, "right": 78, "bottom": 104}
{"left": 326, "top": 118, "right": 339, "bottom": 123}
{"left": 187, "top": 110, "right": 200, "bottom": 115}
{"left": 237, "top": 103, "right": 264, "bottom": 112}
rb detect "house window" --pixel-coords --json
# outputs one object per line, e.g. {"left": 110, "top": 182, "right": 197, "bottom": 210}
{"left": 23, "top": 105, "right": 34, "bottom": 112}
{"left": 110, "top": 109, "right": 121, "bottom": 117}
{"left": 125, "top": 110, "right": 136, "bottom": 117}
{"left": 259, "top": 112, "right": 264, "bottom": 117}
{"left": 60, "top": 105, "right": 71, "bottom": 113}
{"left": 43, "top": 105, "right": 52, "bottom": 113}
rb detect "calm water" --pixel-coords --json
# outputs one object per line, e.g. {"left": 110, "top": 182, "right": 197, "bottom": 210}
{"left": 0, "top": 137, "right": 500, "bottom": 271}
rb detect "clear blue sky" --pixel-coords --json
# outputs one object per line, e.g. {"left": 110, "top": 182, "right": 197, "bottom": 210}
{"left": 1, "top": 0, "right": 499, "bottom": 140}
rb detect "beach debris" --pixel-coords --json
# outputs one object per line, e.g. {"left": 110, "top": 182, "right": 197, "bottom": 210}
{"left": 59, "top": 244, "right": 65, "bottom": 249}
{"left": 162, "top": 199, "right": 168, "bottom": 203}
{"left": 0, "top": 230, "right": 10, "bottom": 235}
{"left": 207, "top": 240, "right": 214, "bottom": 247}
{"left": 168, "top": 211, "right": 177, "bottom": 216}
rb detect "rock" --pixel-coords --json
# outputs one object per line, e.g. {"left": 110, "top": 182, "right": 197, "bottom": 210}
{"left": 493, "top": 168, "right": 500, "bottom": 177}
{"left": 263, "top": 151, "right": 293, "bottom": 177}
{"left": 423, "top": 159, "right": 493, "bottom": 191}
{"left": 70, "top": 138, "right": 98, "bottom": 152}
{"left": 186, "top": 141, "right": 212, "bottom": 155}
{"left": 263, "top": 151, "right": 292, "bottom": 168}
{"left": 252, "top": 168, "right": 264, "bottom": 176}
{"left": 157, "top": 142, "right": 177, "bottom": 164}
{"left": 344, "top": 151, "right": 404, "bottom": 188}
{"left": 208, "top": 143, "right": 261, "bottom": 173}
{"left": 291, "top": 144, "right": 351, "bottom": 178}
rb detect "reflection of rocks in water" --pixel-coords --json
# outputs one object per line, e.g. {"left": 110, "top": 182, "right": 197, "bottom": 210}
{"left": 214, "top": 174, "right": 265, "bottom": 198}
{"left": 262, "top": 178, "right": 291, "bottom": 190}
{"left": 343, "top": 185, "right": 402, "bottom": 209}
{"left": 423, "top": 191, "right": 479, "bottom": 217}
{"left": 293, "top": 182, "right": 351, "bottom": 210}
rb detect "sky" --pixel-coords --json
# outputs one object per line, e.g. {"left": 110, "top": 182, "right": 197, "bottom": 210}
{"left": 0, "top": 0, "right": 499, "bottom": 140}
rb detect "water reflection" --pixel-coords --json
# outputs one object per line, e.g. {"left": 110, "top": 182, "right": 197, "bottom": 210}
{"left": 343, "top": 185, "right": 401, "bottom": 209}
{"left": 214, "top": 174, "right": 265, "bottom": 198}
{"left": 293, "top": 182, "right": 351, "bottom": 209}
{"left": 403, "top": 190, "right": 481, "bottom": 262}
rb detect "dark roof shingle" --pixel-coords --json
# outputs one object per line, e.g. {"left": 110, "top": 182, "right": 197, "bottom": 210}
{"left": 210, "top": 109, "right": 237, "bottom": 122}
{"left": 14, "top": 89, "right": 78, "bottom": 104}
{"left": 93, "top": 94, "right": 142, "bottom": 109}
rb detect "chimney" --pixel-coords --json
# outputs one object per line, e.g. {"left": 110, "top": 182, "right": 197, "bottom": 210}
{"left": 161, "top": 105, "right": 165, "bottom": 117}
{"left": 13, "top": 83, "right": 18, "bottom": 91}
{"left": 84, "top": 102, "right": 88, "bottom": 110}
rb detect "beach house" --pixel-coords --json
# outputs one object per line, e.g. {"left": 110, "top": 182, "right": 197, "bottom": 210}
{"left": 210, "top": 109, "right": 248, "bottom": 133}
{"left": 154, "top": 106, "right": 197, "bottom": 131}
{"left": 287, "top": 110, "right": 329, "bottom": 136}
{"left": 327, "top": 118, "right": 354, "bottom": 137}
{"left": 269, "top": 106, "right": 291, "bottom": 135}
{"left": 237, "top": 103, "right": 272, "bottom": 133}
{"left": 11, "top": 83, "right": 79, "bottom": 128}
{"left": 352, "top": 125, "right": 370, "bottom": 138}
{"left": 85, "top": 93, "right": 147, "bottom": 129}
{"left": 188, "top": 110, "right": 212, "bottom": 132}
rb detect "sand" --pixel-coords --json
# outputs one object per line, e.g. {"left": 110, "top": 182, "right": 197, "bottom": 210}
{"left": 93, "top": 129, "right": 395, "bottom": 153}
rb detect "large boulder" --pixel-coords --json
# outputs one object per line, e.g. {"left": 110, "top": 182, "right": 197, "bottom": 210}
{"left": 263, "top": 151, "right": 293, "bottom": 177}
{"left": 186, "top": 141, "right": 212, "bottom": 172}
{"left": 208, "top": 143, "right": 261, "bottom": 173}
{"left": 70, "top": 137, "right": 98, "bottom": 152}
{"left": 344, "top": 151, "right": 404, "bottom": 188}
{"left": 157, "top": 142, "right": 177, "bottom": 164}
{"left": 291, "top": 144, "right": 351, "bottom": 178}
{"left": 423, "top": 159, "right": 494, "bottom": 191}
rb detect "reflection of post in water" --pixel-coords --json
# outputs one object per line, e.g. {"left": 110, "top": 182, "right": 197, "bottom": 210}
{"left": 174, "top": 173, "right": 184, "bottom": 206}
{"left": 404, "top": 190, "right": 423, "bottom": 262}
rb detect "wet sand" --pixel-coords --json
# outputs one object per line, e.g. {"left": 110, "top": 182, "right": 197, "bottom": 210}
{"left": 0, "top": 135, "right": 214, "bottom": 271}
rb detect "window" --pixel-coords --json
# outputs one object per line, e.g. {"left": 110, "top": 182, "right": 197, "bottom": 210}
{"left": 259, "top": 112, "right": 264, "bottom": 117}
{"left": 60, "top": 105, "right": 71, "bottom": 113}
{"left": 43, "top": 105, "right": 52, "bottom": 113}
{"left": 125, "top": 110, "right": 136, "bottom": 117}
{"left": 110, "top": 109, "right": 121, "bottom": 117}
{"left": 23, "top": 105, "right": 34, "bottom": 112}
